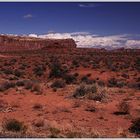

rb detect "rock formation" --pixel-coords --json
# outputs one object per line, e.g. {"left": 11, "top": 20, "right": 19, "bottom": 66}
{"left": 0, "top": 35, "right": 76, "bottom": 52}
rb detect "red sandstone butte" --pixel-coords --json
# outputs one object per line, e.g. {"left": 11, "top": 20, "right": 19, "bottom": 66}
{"left": 0, "top": 35, "right": 76, "bottom": 52}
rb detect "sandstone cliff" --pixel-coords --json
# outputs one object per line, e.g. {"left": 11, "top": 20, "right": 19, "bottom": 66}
{"left": 0, "top": 35, "right": 76, "bottom": 52}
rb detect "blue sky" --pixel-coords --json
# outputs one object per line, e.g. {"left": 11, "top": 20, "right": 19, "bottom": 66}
{"left": 0, "top": 2, "right": 140, "bottom": 49}
{"left": 0, "top": 2, "right": 139, "bottom": 35}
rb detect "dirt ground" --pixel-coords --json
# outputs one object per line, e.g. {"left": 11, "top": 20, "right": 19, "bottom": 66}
{"left": 0, "top": 49, "right": 140, "bottom": 138}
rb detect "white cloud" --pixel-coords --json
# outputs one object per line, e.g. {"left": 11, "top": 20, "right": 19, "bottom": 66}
{"left": 23, "top": 14, "right": 33, "bottom": 19}
{"left": 38, "top": 33, "right": 72, "bottom": 39}
{"left": 37, "top": 32, "right": 127, "bottom": 49}
{"left": 125, "top": 40, "right": 140, "bottom": 48}
{"left": 78, "top": 3, "right": 99, "bottom": 8}
{"left": 28, "top": 34, "right": 38, "bottom": 38}
{"left": 73, "top": 34, "right": 127, "bottom": 48}
{"left": 27, "top": 32, "right": 140, "bottom": 49}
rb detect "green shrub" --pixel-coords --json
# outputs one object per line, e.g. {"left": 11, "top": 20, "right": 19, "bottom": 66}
{"left": 49, "top": 60, "right": 64, "bottom": 78}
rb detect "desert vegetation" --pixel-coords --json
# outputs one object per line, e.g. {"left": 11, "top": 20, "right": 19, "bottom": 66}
{"left": 0, "top": 46, "right": 139, "bottom": 138}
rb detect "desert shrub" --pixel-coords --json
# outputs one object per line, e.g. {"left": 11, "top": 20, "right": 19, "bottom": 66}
{"left": 135, "top": 57, "right": 140, "bottom": 71}
{"left": 31, "top": 83, "right": 42, "bottom": 94}
{"left": 0, "top": 100, "right": 8, "bottom": 111}
{"left": 85, "top": 104, "right": 97, "bottom": 112}
{"left": 16, "top": 80, "right": 42, "bottom": 93}
{"left": 72, "top": 100, "right": 81, "bottom": 108}
{"left": 63, "top": 74, "right": 76, "bottom": 84}
{"left": 89, "top": 84, "right": 97, "bottom": 93}
{"left": 73, "top": 84, "right": 88, "bottom": 98}
{"left": 49, "top": 60, "right": 64, "bottom": 78}
{"left": 62, "top": 65, "right": 69, "bottom": 73}
{"left": 97, "top": 80, "right": 105, "bottom": 87}
{"left": 65, "top": 128, "right": 101, "bottom": 138}
{"left": 107, "top": 78, "right": 118, "bottom": 87}
{"left": 119, "top": 101, "right": 130, "bottom": 114}
{"left": 85, "top": 79, "right": 95, "bottom": 85}
{"left": 92, "top": 63, "right": 99, "bottom": 69}
{"left": 81, "top": 76, "right": 88, "bottom": 82}
{"left": 19, "top": 63, "right": 28, "bottom": 70}
{"left": 16, "top": 80, "right": 25, "bottom": 87}
{"left": 107, "top": 78, "right": 125, "bottom": 88}
{"left": 3, "top": 68, "right": 13, "bottom": 75}
{"left": 58, "top": 106, "right": 71, "bottom": 113}
{"left": 19, "top": 66, "right": 25, "bottom": 70}
{"left": 81, "top": 76, "right": 95, "bottom": 85}
{"left": 0, "top": 81, "right": 15, "bottom": 92}
{"left": 33, "top": 65, "right": 45, "bottom": 77}
{"left": 116, "top": 81, "right": 126, "bottom": 88}
{"left": 128, "top": 82, "right": 140, "bottom": 90}
{"left": 66, "top": 131, "right": 83, "bottom": 138}
{"left": 88, "top": 86, "right": 107, "bottom": 102}
{"left": 136, "top": 77, "right": 140, "bottom": 82}
{"left": 49, "top": 127, "right": 61, "bottom": 138}
{"left": 82, "top": 63, "right": 88, "bottom": 68}
{"left": 73, "top": 73, "right": 79, "bottom": 77}
{"left": 33, "top": 119, "right": 44, "bottom": 128}
{"left": 10, "top": 59, "right": 17, "bottom": 65}
{"left": 86, "top": 73, "right": 91, "bottom": 77}
{"left": 53, "top": 88, "right": 57, "bottom": 92}
{"left": 16, "top": 80, "right": 33, "bottom": 90}
{"left": 2, "top": 118, "right": 26, "bottom": 132}
{"left": 129, "top": 118, "right": 140, "bottom": 136}
{"left": 33, "top": 103, "right": 43, "bottom": 110}
{"left": 3, "top": 62, "right": 9, "bottom": 66}
{"left": 14, "top": 69, "right": 23, "bottom": 77}
{"left": 24, "top": 80, "right": 33, "bottom": 90}
{"left": 8, "top": 76, "right": 18, "bottom": 81}
{"left": 121, "top": 73, "right": 129, "bottom": 79}
{"left": 73, "top": 84, "right": 107, "bottom": 102}
{"left": 114, "top": 101, "right": 130, "bottom": 115}
{"left": 51, "top": 80, "right": 66, "bottom": 88}
{"left": 110, "top": 65, "right": 117, "bottom": 71}
{"left": 72, "top": 60, "right": 79, "bottom": 67}
{"left": 106, "top": 59, "right": 113, "bottom": 69}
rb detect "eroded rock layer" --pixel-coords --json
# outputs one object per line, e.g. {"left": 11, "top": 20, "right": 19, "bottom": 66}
{"left": 0, "top": 35, "right": 76, "bottom": 52}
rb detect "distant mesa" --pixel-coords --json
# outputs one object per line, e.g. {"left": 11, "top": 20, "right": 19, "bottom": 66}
{"left": 0, "top": 34, "right": 77, "bottom": 52}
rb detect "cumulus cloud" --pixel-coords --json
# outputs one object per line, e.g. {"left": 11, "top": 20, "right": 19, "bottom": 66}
{"left": 28, "top": 32, "right": 140, "bottom": 49}
{"left": 73, "top": 34, "right": 128, "bottom": 48}
{"left": 23, "top": 14, "right": 33, "bottom": 19}
{"left": 38, "top": 32, "right": 128, "bottom": 49}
